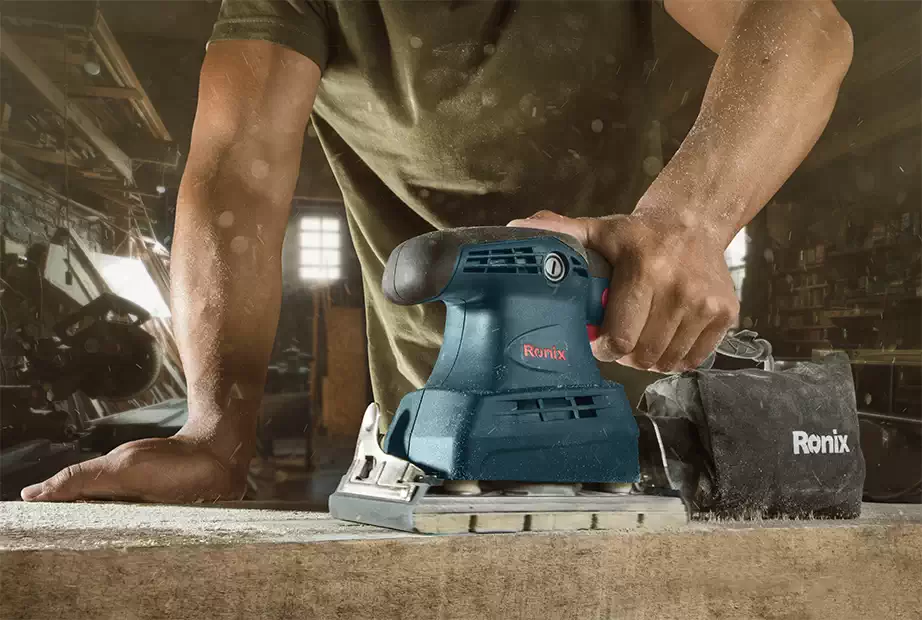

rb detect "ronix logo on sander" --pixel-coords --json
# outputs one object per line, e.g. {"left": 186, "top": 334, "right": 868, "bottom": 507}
{"left": 523, "top": 344, "right": 567, "bottom": 361}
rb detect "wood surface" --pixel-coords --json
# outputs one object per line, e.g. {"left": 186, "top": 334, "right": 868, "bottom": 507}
{"left": 1, "top": 502, "right": 920, "bottom": 620}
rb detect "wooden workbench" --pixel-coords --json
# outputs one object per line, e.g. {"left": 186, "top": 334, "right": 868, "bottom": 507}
{"left": 1, "top": 502, "right": 920, "bottom": 619}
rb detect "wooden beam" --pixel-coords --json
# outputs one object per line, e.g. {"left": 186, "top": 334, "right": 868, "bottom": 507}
{"left": 0, "top": 2, "right": 97, "bottom": 31}
{"left": 0, "top": 135, "right": 107, "bottom": 169}
{"left": 0, "top": 137, "right": 69, "bottom": 166}
{"left": 66, "top": 85, "right": 143, "bottom": 101}
{"left": 90, "top": 11, "right": 172, "bottom": 142}
{"left": 76, "top": 178, "right": 164, "bottom": 198}
{"left": 0, "top": 27, "right": 134, "bottom": 182}
{"left": 95, "top": 190, "right": 145, "bottom": 214}
{"left": 72, "top": 178, "right": 148, "bottom": 213}
{"left": 117, "top": 135, "right": 181, "bottom": 167}
{"left": 6, "top": 33, "right": 90, "bottom": 67}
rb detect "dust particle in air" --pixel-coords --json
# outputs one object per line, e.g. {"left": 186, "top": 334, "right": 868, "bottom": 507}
{"left": 217, "top": 211, "right": 235, "bottom": 228}
{"left": 230, "top": 236, "right": 249, "bottom": 254}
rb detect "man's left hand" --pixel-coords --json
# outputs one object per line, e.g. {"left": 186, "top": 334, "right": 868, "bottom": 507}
{"left": 508, "top": 210, "right": 739, "bottom": 372}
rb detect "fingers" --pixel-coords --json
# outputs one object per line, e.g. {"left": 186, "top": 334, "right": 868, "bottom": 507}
{"left": 593, "top": 265, "right": 654, "bottom": 362}
{"left": 21, "top": 455, "right": 123, "bottom": 502}
{"left": 651, "top": 302, "right": 737, "bottom": 372}
{"left": 619, "top": 291, "right": 685, "bottom": 370}
{"left": 654, "top": 313, "right": 712, "bottom": 371}
{"left": 683, "top": 314, "right": 736, "bottom": 369}
{"left": 19, "top": 437, "right": 247, "bottom": 504}
{"left": 507, "top": 211, "right": 595, "bottom": 248}
{"left": 508, "top": 211, "right": 739, "bottom": 371}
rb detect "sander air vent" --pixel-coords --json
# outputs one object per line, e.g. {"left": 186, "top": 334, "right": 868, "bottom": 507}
{"left": 463, "top": 246, "right": 540, "bottom": 274}
{"left": 498, "top": 395, "right": 600, "bottom": 423}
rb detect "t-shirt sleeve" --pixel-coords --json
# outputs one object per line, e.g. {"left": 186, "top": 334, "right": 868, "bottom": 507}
{"left": 209, "top": 0, "right": 330, "bottom": 71}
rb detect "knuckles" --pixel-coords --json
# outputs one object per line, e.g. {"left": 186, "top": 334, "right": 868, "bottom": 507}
{"left": 630, "top": 346, "right": 660, "bottom": 370}
{"left": 592, "top": 219, "right": 742, "bottom": 370}
{"left": 110, "top": 445, "right": 148, "bottom": 470}
{"left": 591, "top": 334, "right": 629, "bottom": 362}
{"left": 51, "top": 463, "right": 81, "bottom": 488}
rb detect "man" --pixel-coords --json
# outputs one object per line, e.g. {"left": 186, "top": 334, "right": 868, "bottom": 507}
{"left": 22, "top": 0, "right": 851, "bottom": 503}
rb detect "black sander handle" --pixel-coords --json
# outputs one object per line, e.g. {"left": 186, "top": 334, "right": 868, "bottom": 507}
{"left": 382, "top": 226, "right": 609, "bottom": 305}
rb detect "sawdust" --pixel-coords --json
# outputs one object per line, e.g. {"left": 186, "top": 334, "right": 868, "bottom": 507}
{"left": 0, "top": 502, "right": 410, "bottom": 551}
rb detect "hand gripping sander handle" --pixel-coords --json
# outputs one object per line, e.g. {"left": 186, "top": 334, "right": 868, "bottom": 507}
{"left": 382, "top": 226, "right": 611, "bottom": 328}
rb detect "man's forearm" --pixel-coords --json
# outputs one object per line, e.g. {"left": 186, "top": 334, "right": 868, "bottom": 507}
{"left": 642, "top": 0, "right": 853, "bottom": 244}
{"left": 167, "top": 41, "right": 317, "bottom": 473}
{"left": 170, "top": 168, "right": 291, "bottom": 468}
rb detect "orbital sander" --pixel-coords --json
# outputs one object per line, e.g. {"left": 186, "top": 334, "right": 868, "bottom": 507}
{"left": 329, "top": 226, "right": 688, "bottom": 533}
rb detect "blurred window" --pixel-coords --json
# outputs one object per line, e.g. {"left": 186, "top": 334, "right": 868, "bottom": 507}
{"left": 725, "top": 228, "right": 747, "bottom": 300}
{"left": 299, "top": 215, "right": 341, "bottom": 281}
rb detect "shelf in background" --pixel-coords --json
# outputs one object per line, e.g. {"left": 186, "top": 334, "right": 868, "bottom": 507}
{"left": 834, "top": 293, "right": 921, "bottom": 305}
{"left": 776, "top": 305, "right": 826, "bottom": 312}
{"left": 827, "top": 310, "right": 886, "bottom": 319}
{"left": 783, "top": 325, "right": 835, "bottom": 331}
{"left": 775, "top": 264, "right": 827, "bottom": 275}
{"left": 828, "top": 240, "right": 922, "bottom": 258}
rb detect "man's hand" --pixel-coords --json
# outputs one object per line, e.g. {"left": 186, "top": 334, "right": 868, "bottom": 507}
{"left": 20, "top": 423, "right": 248, "bottom": 503}
{"left": 508, "top": 210, "right": 739, "bottom": 372}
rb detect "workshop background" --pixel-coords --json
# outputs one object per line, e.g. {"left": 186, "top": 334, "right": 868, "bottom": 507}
{"left": 1, "top": 0, "right": 919, "bottom": 505}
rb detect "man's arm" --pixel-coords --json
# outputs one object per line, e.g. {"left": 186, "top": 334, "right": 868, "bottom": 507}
{"left": 654, "top": 0, "right": 853, "bottom": 242}
{"left": 22, "top": 41, "right": 321, "bottom": 502}
{"left": 171, "top": 40, "right": 319, "bottom": 478}
{"left": 511, "top": 0, "right": 852, "bottom": 373}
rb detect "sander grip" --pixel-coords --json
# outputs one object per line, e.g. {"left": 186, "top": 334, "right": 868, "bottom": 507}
{"left": 382, "top": 226, "right": 597, "bottom": 305}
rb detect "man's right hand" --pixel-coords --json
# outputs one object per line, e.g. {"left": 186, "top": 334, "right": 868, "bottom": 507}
{"left": 20, "top": 427, "right": 247, "bottom": 503}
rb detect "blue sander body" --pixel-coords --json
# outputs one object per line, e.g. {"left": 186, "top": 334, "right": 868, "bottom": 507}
{"left": 329, "top": 227, "right": 687, "bottom": 533}
{"left": 381, "top": 228, "right": 639, "bottom": 484}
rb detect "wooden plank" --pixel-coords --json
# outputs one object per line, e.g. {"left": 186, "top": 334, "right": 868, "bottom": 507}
{"left": 66, "top": 85, "right": 142, "bottom": 100}
{"left": 6, "top": 33, "right": 89, "bottom": 70}
{"left": 320, "top": 305, "right": 368, "bottom": 437}
{"left": 0, "top": 134, "right": 109, "bottom": 169}
{"left": 76, "top": 178, "right": 163, "bottom": 198}
{"left": 90, "top": 11, "right": 172, "bottom": 142}
{"left": 0, "top": 27, "right": 134, "bottom": 181}
{"left": 77, "top": 183, "right": 145, "bottom": 214}
{"left": 99, "top": 191, "right": 145, "bottom": 213}
{"left": 0, "top": 137, "right": 68, "bottom": 165}
{"left": 0, "top": 1, "right": 97, "bottom": 30}
{"left": 1, "top": 503, "right": 920, "bottom": 620}
{"left": 118, "top": 135, "right": 181, "bottom": 167}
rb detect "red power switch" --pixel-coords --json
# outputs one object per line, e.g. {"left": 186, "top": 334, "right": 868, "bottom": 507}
{"left": 586, "top": 288, "right": 609, "bottom": 342}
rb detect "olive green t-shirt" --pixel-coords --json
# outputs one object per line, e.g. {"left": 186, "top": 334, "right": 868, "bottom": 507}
{"left": 210, "top": 0, "right": 662, "bottom": 414}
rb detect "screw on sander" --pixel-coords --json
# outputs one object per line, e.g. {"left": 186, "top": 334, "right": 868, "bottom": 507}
{"left": 329, "top": 226, "right": 688, "bottom": 534}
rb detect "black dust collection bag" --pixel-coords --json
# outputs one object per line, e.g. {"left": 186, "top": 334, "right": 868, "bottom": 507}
{"left": 638, "top": 331, "right": 866, "bottom": 519}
